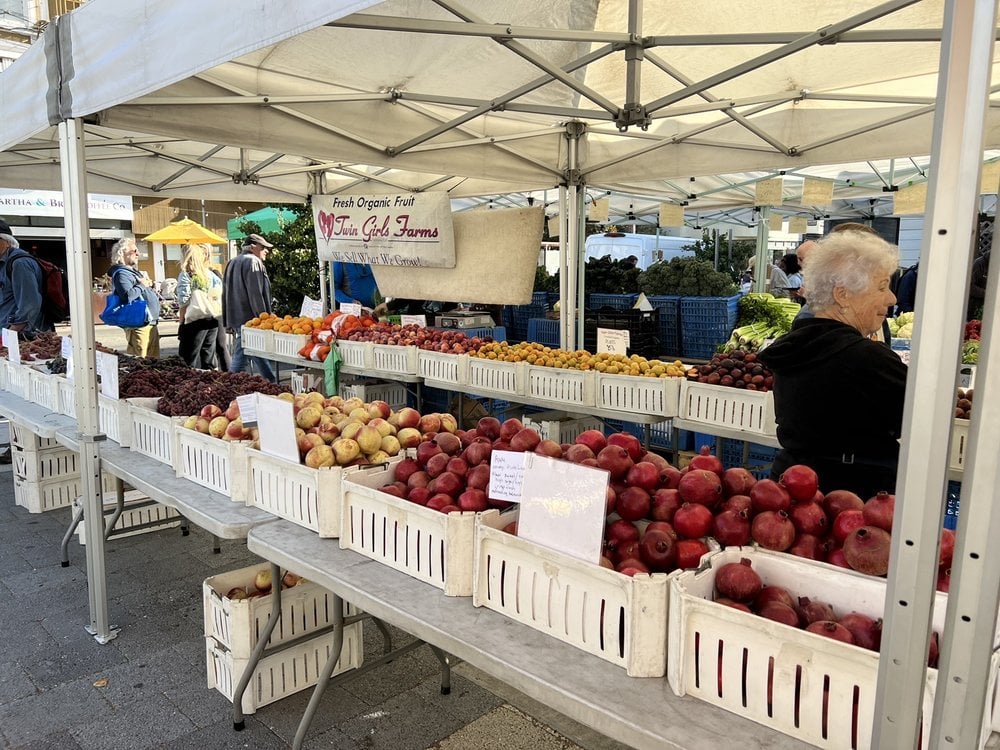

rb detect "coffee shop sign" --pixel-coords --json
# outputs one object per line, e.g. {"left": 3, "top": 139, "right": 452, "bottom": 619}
{"left": 312, "top": 192, "right": 456, "bottom": 269}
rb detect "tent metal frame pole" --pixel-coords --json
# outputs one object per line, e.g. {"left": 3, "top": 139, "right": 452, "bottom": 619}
{"left": 575, "top": 188, "right": 586, "bottom": 349}
{"left": 875, "top": 0, "right": 1000, "bottom": 745}
{"left": 58, "top": 117, "right": 116, "bottom": 644}
{"left": 558, "top": 186, "right": 569, "bottom": 350}
{"left": 752, "top": 207, "right": 769, "bottom": 293}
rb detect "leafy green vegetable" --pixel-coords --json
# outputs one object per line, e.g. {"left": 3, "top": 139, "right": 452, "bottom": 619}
{"left": 638, "top": 257, "right": 738, "bottom": 297}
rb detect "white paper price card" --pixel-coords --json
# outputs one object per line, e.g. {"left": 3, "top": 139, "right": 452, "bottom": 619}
{"left": 236, "top": 394, "right": 258, "bottom": 428}
{"left": 400, "top": 314, "right": 427, "bottom": 327}
{"left": 96, "top": 351, "right": 119, "bottom": 399}
{"left": 516, "top": 454, "right": 609, "bottom": 565}
{"left": 597, "top": 327, "right": 630, "bottom": 355}
{"left": 61, "top": 336, "right": 74, "bottom": 381}
{"left": 488, "top": 450, "right": 528, "bottom": 502}
{"left": 299, "top": 296, "right": 323, "bottom": 319}
{"left": 256, "top": 394, "right": 299, "bottom": 463}
{"left": 2, "top": 328, "right": 19, "bottom": 364}
{"left": 339, "top": 302, "right": 363, "bottom": 317}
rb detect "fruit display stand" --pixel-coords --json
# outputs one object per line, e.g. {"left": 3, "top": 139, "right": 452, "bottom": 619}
{"left": 338, "top": 379, "right": 410, "bottom": 410}
{"left": 472, "top": 515, "right": 671, "bottom": 677}
{"left": 524, "top": 363, "right": 596, "bottom": 408}
{"left": 416, "top": 350, "right": 469, "bottom": 385}
{"left": 98, "top": 394, "right": 131, "bottom": 446}
{"left": 239, "top": 325, "right": 272, "bottom": 353}
{"left": 28, "top": 369, "right": 59, "bottom": 412}
{"left": 667, "top": 547, "right": 999, "bottom": 749}
{"left": 15, "top": 467, "right": 118, "bottom": 514}
{"left": 127, "top": 397, "right": 180, "bottom": 467}
{"left": 4, "top": 359, "right": 31, "bottom": 400}
{"left": 272, "top": 332, "right": 311, "bottom": 358}
{"left": 173, "top": 426, "right": 250, "bottom": 501}
{"left": 595, "top": 372, "right": 682, "bottom": 417}
{"left": 10, "top": 418, "right": 61, "bottom": 452}
{"left": 74, "top": 489, "right": 182, "bottom": 543}
{"left": 521, "top": 409, "right": 603, "bottom": 443}
{"left": 673, "top": 379, "right": 779, "bottom": 447}
{"left": 463, "top": 358, "right": 526, "bottom": 398}
{"left": 340, "top": 462, "right": 508, "bottom": 596}
{"left": 57, "top": 376, "right": 75, "bottom": 417}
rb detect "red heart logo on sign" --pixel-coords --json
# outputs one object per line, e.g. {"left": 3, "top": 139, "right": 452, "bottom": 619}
{"left": 317, "top": 210, "right": 335, "bottom": 241}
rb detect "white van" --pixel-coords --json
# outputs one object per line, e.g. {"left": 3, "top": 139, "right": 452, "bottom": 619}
{"left": 584, "top": 232, "right": 697, "bottom": 270}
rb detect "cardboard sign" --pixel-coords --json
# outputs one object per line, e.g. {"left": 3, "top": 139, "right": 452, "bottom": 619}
{"left": 516, "top": 454, "right": 609, "bottom": 565}
{"left": 313, "top": 192, "right": 456, "bottom": 269}
{"left": 299, "top": 296, "right": 323, "bottom": 319}
{"left": 339, "top": 302, "right": 362, "bottom": 317}
{"left": 61, "top": 336, "right": 73, "bottom": 381}
{"left": 96, "top": 351, "right": 119, "bottom": 399}
{"left": 256, "top": 394, "right": 298, "bottom": 463}
{"left": 597, "top": 327, "right": 630, "bottom": 355}
{"left": 236, "top": 394, "right": 258, "bottom": 428}
{"left": 488, "top": 450, "right": 528, "bottom": 502}
{"left": 2, "top": 328, "right": 19, "bottom": 364}
{"left": 400, "top": 314, "right": 427, "bottom": 327}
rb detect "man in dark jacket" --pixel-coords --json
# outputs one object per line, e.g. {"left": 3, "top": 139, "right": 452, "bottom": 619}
{"left": 0, "top": 227, "right": 45, "bottom": 337}
{"left": 223, "top": 233, "right": 276, "bottom": 382}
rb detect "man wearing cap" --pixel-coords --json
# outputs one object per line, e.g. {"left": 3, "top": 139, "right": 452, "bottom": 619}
{"left": 0, "top": 220, "right": 45, "bottom": 337}
{"left": 223, "top": 233, "right": 276, "bottom": 382}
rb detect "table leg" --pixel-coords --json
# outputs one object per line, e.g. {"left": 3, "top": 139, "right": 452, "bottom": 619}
{"left": 60, "top": 500, "right": 86, "bottom": 567}
{"left": 233, "top": 562, "right": 283, "bottom": 730}
{"left": 292, "top": 593, "right": 345, "bottom": 750}
{"left": 211, "top": 534, "right": 221, "bottom": 554}
{"left": 102, "top": 477, "right": 127, "bottom": 539}
{"left": 428, "top": 645, "right": 453, "bottom": 695}
{"left": 371, "top": 617, "right": 394, "bottom": 655}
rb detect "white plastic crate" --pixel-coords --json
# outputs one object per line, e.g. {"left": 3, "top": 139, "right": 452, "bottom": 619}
{"left": 522, "top": 410, "right": 604, "bottom": 444}
{"left": 14, "top": 470, "right": 117, "bottom": 513}
{"left": 57, "top": 377, "right": 75, "bottom": 417}
{"left": 371, "top": 344, "right": 418, "bottom": 376}
{"left": 99, "top": 394, "right": 131, "bottom": 446}
{"left": 206, "top": 623, "right": 363, "bottom": 714}
{"left": 127, "top": 398, "right": 179, "bottom": 467}
{"left": 596, "top": 373, "right": 682, "bottom": 418}
{"left": 525, "top": 365, "right": 596, "bottom": 408}
{"left": 245, "top": 448, "right": 396, "bottom": 536}
{"left": 290, "top": 371, "right": 326, "bottom": 396}
{"left": 13, "top": 446, "right": 79, "bottom": 482}
{"left": 272, "top": 332, "right": 310, "bottom": 358}
{"left": 473, "top": 515, "right": 671, "bottom": 676}
{"left": 28, "top": 369, "right": 60, "bottom": 411}
{"left": 417, "top": 351, "right": 469, "bottom": 385}
{"left": 204, "top": 563, "right": 355, "bottom": 658}
{"left": 9, "top": 420, "right": 60, "bottom": 452}
{"left": 337, "top": 380, "right": 409, "bottom": 410}
{"left": 678, "top": 379, "right": 777, "bottom": 437}
{"left": 950, "top": 417, "right": 969, "bottom": 473}
{"left": 467, "top": 358, "right": 525, "bottom": 397}
{"left": 175, "top": 427, "right": 249, "bottom": 501}
{"left": 668, "top": 547, "right": 998, "bottom": 749}
{"left": 960, "top": 364, "right": 977, "bottom": 389}
{"left": 5, "top": 360, "right": 31, "bottom": 399}
{"left": 76, "top": 494, "right": 182, "bottom": 543}
{"left": 240, "top": 326, "right": 272, "bottom": 354}
{"left": 335, "top": 340, "right": 372, "bottom": 369}
{"left": 340, "top": 463, "right": 507, "bottom": 596}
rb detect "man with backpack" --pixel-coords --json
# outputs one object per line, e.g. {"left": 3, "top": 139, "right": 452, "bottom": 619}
{"left": 0, "top": 221, "right": 47, "bottom": 337}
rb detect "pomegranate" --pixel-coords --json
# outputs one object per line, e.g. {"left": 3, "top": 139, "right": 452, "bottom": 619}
{"left": 426, "top": 493, "right": 453, "bottom": 511}
{"left": 675, "top": 538, "right": 710, "bottom": 569}
{"left": 721, "top": 467, "right": 756, "bottom": 497}
{"left": 797, "top": 597, "right": 836, "bottom": 625}
{"left": 607, "top": 431, "right": 644, "bottom": 461}
{"left": 574, "top": 429, "right": 607, "bottom": 455}
{"left": 937, "top": 567, "right": 951, "bottom": 593}
{"left": 677, "top": 470, "right": 723, "bottom": 507}
{"left": 380, "top": 484, "right": 405, "bottom": 499}
{"left": 650, "top": 488, "right": 681, "bottom": 522}
{"left": 711, "top": 509, "right": 752, "bottom": 547}
{"left": 749, "top": 479, "right": 791, "bottom": 514}
{"left": 639, "top": 451, "right": 671, "bottom": 473}
{"left": 838, "top": 612, "right": 882, "bottom": 651}
{"left": 407, "top": 487, "right": 431, "bottom": 506}
{"left": 928, "top": 631, "right": 940, "bottom": 668}
{"left": 597, "top": 445, "right": 634, "bottom": 479}
{"left": 805, "top": 620, "right": 855, "bottom": 644}
{"left": 825, "top": 546, "right": 851, "bottom": 569}
{"left": 406, "top": 470, "right": 431, "bottom": 491}
{"left": 424, "top": 452, "right": 451, "bottom": 478}
{"left": 433, "top": 432, "right": 463, "bottom": 456}
{"left": 714, "top": 558, "right": 763, "bottom": 603}
{"left": 779, "top": 464, "right": 819, "bottom": 502}
{"left": 672, "top": 502, "right": 713, "bottom": 539}
{"left": 466, "top": 463, "right": 490, "bottom": 491}
{"left": 476, "top": 416, "right": 501, "bottom": 440}
{"left": 659, "top": 464, "right": 682, "bottom": 490}
{"left": 809, "top": 490, "right": 825, "bottom": 504}
{"left": 721, "top": 494, "right": 752, "bottom": 514}
{"left": 759, "top": 601, "right": 801, "bottom": 628}
{"left": 445, "top": 456, "right": 469, "bottom": 478}
{"left": 831, "top": 509, "right": 866, "bottom": 544}
{"left": 534, "top": 439, "right": 563, "bottom": 459}
{"left": 509, "top": 428, "right": 541, "bottom": 453}
{"left": 458, "top": 489, "right": 489, "bottom": 512}
{"left": 754, "top": 585, "right": 796, "bottom": 611}
{"left": 824, "top": 489, "right": 864, "bottom": 517}
{"left": 613, "top": 540, "right": 641, "bottom": 566}
{"left": 789, "top": 501, "right": 828, "bottom": 536}
{"left": 939, "top": 529, "right": 956, "bottom": 569}
{"left": 463, "top": 441, "right": 493, "bottom": 467}
{"left": 616, "top": 558, "right": 650, "bottom": 576}
{"left": 751, "top": 510, "right": 796, "bottom": 551}
{"left": 862, "top": 491, "right": 895, "bottom": 532}
{"left": 432, "top": 471, "right": 463, "bottom": 498}
{"left": 625, "top": 462, "right": 661, "bottom": 492}
{"left": 842, "top": 526, "right": 892, "bottom": 576}
{"left": 639, "top": 529, "right": 678, "bottom": 572}
{"left": 416, "top": 441, "right": 443, "bottom": 468}
{"left": 498, "top": 418, "right": 524, "bottom": 441}
{"left": 394, "top": 457, "right": 421, "bottom": 485}
{"left": 688, "top": 445, "right": 724, "bottom": 476}
{"left": 788, "top": 533, "right": 824, "bottom": 560}
{"left": 616, "top": 486, "right": 651, "bottom": 522}
{"left": 606, "top": 518, "right": 641, "bottom": 548}
{"left": 714, "top": 598, "right": 753, "bottom": 613}
{"left": 605, "top": 486, "right": 617, "bottom": 516}
{"left": 563, "top": 443, "right": 595, "bottom": 464}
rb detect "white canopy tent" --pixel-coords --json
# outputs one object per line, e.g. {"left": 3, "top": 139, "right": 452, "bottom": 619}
{"left": 3, "top": 1, "right": 1000, "bottom": 746}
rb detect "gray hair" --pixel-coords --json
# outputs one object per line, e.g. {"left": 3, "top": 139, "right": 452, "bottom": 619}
{"left": 0, "top": 233, "right": 18, "bottom": 248}
{"left": 110, "top": 237, "right": 137, "bottom": 266}
{"left": 803, "top": 230, "right": 898, "bottom": 313}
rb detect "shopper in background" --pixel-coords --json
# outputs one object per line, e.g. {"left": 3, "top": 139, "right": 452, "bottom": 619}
{"left": 175, "top": 243, "right": 220, "bottom": 369}
{"left": 768, "top": 255, "right": 791, "bottom": 298}
{"left": 759, "top": 230, "right": 906, "bottom": 498}
{"left": 223, "top": 233, "right": 276, "bottom": 382}
{"left": 107, "top": 237, "right": 161, "bottom": 357}
{"left": 781, "top": 253, "right": 803, "bottom": 302}
{"left": 968, "top": 249, "right": 990, "bottom": 320}
{"left": 894, "top": 263, "right": 919, "bottom": 315}
{"left": 0, "top": 224, "right": 46, "bottom": 337}
{"left": 333, "top": 261, "right": 379, "bottom": 309}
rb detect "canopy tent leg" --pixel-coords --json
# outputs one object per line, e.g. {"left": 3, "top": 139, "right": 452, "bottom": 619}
{"left": 876, "top": 0, "right": 1000, "bottom": 745}
{"left": 59, "top": 118, "right": 116, "bottom": 644}
{"left": 752, "top": 206, "right": 770, "bottom": 293}
{"left": 558, "top": 185, "right": 570, "bottom": 350}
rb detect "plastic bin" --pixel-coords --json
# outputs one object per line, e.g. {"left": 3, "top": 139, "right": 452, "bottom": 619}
{"left": 504, "top": 303, "right": 548, "bottom": 342}
{"left": 527, "top": 318, "right": 560, "bottom": 347}
{"left": 647, "top": 295, "right": 682, "bottom": 357}
{"left": 679, "top": 295, "right": 740, "bottom": 359}
{"left": 583, "top": 308, "right": 661, "bottom": 359}
{"left": 588, "top": 293, "right": 638, "bottom": 310}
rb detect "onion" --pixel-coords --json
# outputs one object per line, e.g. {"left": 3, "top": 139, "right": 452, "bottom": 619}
{"left": 842, "top": 526, "right": 892, "bottom": 576}
{"left": 714, "top": 558, "right": 763, "bottom": 603}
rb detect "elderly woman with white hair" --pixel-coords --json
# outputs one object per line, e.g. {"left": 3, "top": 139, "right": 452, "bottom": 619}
{"left": 0, "top": 230, "right": 46, "bottom": 336}
{"left": 107, "top": 237, "right": 161, "bottom": 357}
{"left": 759, "top": 230, "right": 907, "bottom": 499}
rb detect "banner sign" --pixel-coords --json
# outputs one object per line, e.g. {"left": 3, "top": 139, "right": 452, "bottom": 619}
{"left": 0, "top": 188, "right": 133, "bottom": 220}
{"left": 312, "top": 193, "right": 456, "bottom": 268}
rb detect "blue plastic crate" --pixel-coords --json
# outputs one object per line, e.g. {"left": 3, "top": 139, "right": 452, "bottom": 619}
{"left": 680, "top": 295, "right": 741, "bottom": 359}
{"left": 721, "top": 440, "right": 778, "bottom": 480}
{"left": 604, "top": 419, "right": 673, "bottom": 449}
{"left": 527, "top": 318, "right": 560, "bottom": 347}
{"left": 648, "top": 295, "right": 681, "bottom": 358}
{"left": 588, "top": 293, "right": 638, "bottom": 310}
{"left": 532, "top": 291, "right": 551, "bottom": 307}
{"left": 945, "top": 480, "right": 961, "bottom": 531}
{"left": 504, "top": 303, "right": 548, "bottom": 342}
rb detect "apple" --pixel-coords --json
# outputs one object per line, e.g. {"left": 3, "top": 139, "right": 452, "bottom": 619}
{"left": 207, "top": 415, "right": 230, "bottom": 439}
{"left": 305, "top": 444, "right": 336, "bottom": 468}
{"left": 298, "top": 432, "right": 324, "bottom": 456}
{"left": 282, "top": 572, "right": 303, "bottom": 588}
{"left": 396, "top": 427, "right": 422, "bottom": 448}
{"left": 339, "top": 421, "right": 364, "bottom": 441}
{"left": 418, "top": 413, "right": 443, "bottom": 434}
{"left": 200, "top": 404, "right": 223, "bottom": 419}
{"left": 316, "top": 421, "right": 341, "bottom": 444}
{"left": 439, "top": 413, "right": 458, "bottom": 434}
{"left": 368, "top": 417, "right": 395, "bottom": 438}
{"left": 183, "top": 415, "right": 199, "bottom": 430}
{"left": 368, "top": 450, "right": 391, "bottom": 464}
{"left": 224, "top": 400, "right": 241, "bottom": 421}
{"left": 367, "top": 400, "right": 391, "bottom": 419}
{"left": 380, "top": 435, "right": 401, "bottom": 455}
{"left": 296, "top": 405, "right": 323, "bottom": 430}
{"left": 254, "top": 568, "right": 272, "bottom": 593}
{"left": 332, "top": 437, "right": 361, "bottom": 465}
{"left": 347, "top": 408, "right": 371, "bottom": 424}
{"left": 226, "top": 587, "right": 248, "bottom": 600}
{"left": 341, "top": 397, "right": 364, "bottom": 413}
{"left": 395, "top": 407, "right": 421, "bottom": 429}
{"left": 225, "top": 418, "right": 249, "bottom": 441}
{"left": 356, "top": 425, "right": 383, "bottom": 455}
{"left": 194, "top": 417, "right": 211, "bottom": 434}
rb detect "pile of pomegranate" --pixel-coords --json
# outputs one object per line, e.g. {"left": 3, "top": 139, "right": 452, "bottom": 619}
{"left": 711, "top": 558, "right": 939, "bottom": 664}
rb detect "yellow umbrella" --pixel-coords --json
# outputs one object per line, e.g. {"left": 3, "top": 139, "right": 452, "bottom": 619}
{"left": 144, "top": 217, "right": 227, "bottom": 244}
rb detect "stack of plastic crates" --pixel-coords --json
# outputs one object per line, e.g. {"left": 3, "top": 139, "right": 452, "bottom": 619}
{"left": 587, "top": 293, "right": 638, "bottom": 310}
{"left": 647, "top": 295, "right": 682, "bottom": 358}
{"left": 603, "top": 419, "right": 673, "bottom": 451}
{"left": 527, "top": 318, "right": 560, "bottom": 347}
{"left": 679, "top": 295, "right": 740, "bottom": 359}
{"left": 583, "top": 308, "right": 660, "bottom": 358}
{"left": 720, "top": 439, "right": 777, "bottom": 480}
{"left": 503, "top": 302, "right": 548, "bottom": 342}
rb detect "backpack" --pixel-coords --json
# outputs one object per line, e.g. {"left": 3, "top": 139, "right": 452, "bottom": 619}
{"left": 6, "top": 255, "right": 71, "bottom": 326}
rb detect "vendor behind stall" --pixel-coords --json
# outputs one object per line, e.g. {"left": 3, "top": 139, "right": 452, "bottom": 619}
{"left": 759, "top": 230, "right": 907, "bottom": 498}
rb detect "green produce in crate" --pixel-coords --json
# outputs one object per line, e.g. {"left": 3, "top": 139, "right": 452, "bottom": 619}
{"left": 962, "top": 340, "right": 980, "bottom": 364}
{"left": 735, "top": 293, "right": 799, "bottom": 331}
{"left": 720, "top": 322, "right": 784, "bottom": 353}
{"left": 638, "top": 257, "right": 737, "bottom": 297}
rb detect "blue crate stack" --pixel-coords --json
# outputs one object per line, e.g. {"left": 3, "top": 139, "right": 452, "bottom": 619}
{"left": 945, "top": 480, "right": 961, "bottom": 531}
{"left": 679, "top": 295, "right": 741, "bottom": 359}
{"left": 503, "top": 303, "right": 548, "bottom": 342}
{"left": 720, "top": 440, "right": 778, "bottom": 481}
{"left": 647, "top": 295, "right": 682, "bottom": 358}
{"left": 527, "top": 318, "right": 560, "bottom": 347}
{"left": 603, "top": 419, "right": 673, "bottom": 450}
{"left": 588, "top": 293, "right": 638, "bottom": 310}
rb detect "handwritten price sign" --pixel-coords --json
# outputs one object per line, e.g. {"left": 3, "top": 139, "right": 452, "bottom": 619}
{"left": 596, "top": 328, "right": 630, "bottom": 355}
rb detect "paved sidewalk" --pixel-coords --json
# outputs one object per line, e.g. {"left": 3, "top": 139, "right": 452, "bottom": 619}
{"left": 0, "top": 459, "right": 630, "bottom": 750}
